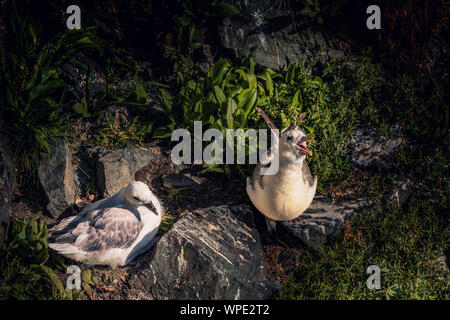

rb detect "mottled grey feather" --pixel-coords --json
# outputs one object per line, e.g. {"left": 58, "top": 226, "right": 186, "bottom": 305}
{"left": 75, "top": 207, "right": 143, "bottom": 252}
{"left": 48, "top": 215, "right": 86, "bottom": 242}
{"left": 302, "top": 161, "right": 314, "bottom": 186}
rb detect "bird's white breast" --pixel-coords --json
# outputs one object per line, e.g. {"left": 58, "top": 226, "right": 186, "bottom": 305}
{"left": 124, "top": 207, "right": 161, "bottom": 262}
{"left": 247, "top": 162, "right": 317, "bottom": 221}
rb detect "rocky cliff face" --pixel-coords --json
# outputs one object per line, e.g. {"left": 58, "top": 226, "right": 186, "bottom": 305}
{"left": 218, "top": 0, "right": 351, "bottom": 70}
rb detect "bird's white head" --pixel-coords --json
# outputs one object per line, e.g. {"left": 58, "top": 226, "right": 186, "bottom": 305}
{"left": 124, "top": 181, "right": 162, "bottom": 215}
{"left": 256, "top": 107, "right": 314, "bottom": 161}
{"left": 280, "top": 126, "right": 313, "bottom": 159}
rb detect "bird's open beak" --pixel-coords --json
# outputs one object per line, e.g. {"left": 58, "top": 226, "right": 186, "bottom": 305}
{"left": 144, "top": 202, "right": 158, "bottom": 215}
{"left": 296, "top": 136, "right": 314, "bottom": 156}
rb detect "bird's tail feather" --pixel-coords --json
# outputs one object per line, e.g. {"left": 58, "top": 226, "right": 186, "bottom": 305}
{"left": 49, "top": 215, "right": 82, "bottom": 233}
{"left": 48, "top": 243, "right": 83, "bottom": 255}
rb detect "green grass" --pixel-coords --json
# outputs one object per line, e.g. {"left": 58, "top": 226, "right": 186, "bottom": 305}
{"left": 280, "top": 163, "right": 449, "bottom": 299}
{"left": 158, "top": 212, "right": 178, "bottom": 236}
{"left": 277, "top": 52, "right": 449, "bottom": 300}
{"left": 96, "top": 116, "right": 153, "bottom": 149}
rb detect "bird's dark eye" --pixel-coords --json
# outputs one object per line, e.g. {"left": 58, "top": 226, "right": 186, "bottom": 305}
{"left": 133, "top": 196, "right": 140, "bottom": 201}
{"left": 287, "top": 136, "right": 293, "bottom": 141}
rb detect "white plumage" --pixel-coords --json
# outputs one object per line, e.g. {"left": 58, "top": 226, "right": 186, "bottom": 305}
{"left": 247, "top": 108, "right": 317, "bottom": 224}
{"left": 48, "top": 181, "right": 163, "bottom": 267}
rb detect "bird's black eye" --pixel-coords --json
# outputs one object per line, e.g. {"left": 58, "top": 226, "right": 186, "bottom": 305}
{"left": 133, "top": 196, "right": 140, "bottom": 201}
{"left": 287, "top": 136, "right": 293, "bottom": 141}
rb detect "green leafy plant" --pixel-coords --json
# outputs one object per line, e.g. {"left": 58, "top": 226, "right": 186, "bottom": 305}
{"left": 155, "top": 55, "right": 264, "bottom": 176}
{"left": 156, "top": 55, "right": 362, "bottom": 183}
{"left": 0, "top": 216, "right": 66, "bottom": 299}
{"left": 0, "top": 21, "right": 102, "bottom": 174}
{"left": 156, "top": 56, "right": 260, "bottom": 137}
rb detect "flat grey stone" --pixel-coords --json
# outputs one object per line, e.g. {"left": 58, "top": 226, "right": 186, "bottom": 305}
{"left": 281, "top": 196, "right": 372, "bottom": 250}
{"left": 162, "top": 174, "right": 201, "bottom": 190}
{"left": 348, "top": 128, "right": 404, "bottom": 170}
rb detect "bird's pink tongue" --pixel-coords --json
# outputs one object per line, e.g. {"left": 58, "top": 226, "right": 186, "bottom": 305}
{"left": 297, "top": 141, "right": 312, "bottom": 156}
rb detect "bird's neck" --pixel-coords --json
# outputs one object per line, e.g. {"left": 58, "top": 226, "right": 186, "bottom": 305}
{"left": 279, "top": 150, "right": 305, "bottom": 170}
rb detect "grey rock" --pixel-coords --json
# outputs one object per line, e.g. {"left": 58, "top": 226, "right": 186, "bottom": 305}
{"left": 281, "top": 196, "right": 372, "bottom": 250}
{"left": 390, "top": 178, "right": 413, "bottom": 207}
{"left": 348, "top": 128, "right": 404, "bottom": 170}
{"left": 0, "top": 128, "right": 14, "bottom": 247}
{"left": 218, "top": 0, "right": 350, "bottom": 70}
{"left": 38, "top": 138, "right": 77, "bottom": 218}
{"left": 130, "top": 205, "right": 279, "bottom": 300}
{"left": 97, "top": 147, "right": 157, "bottom": 197}
{"left": 162, "top": 174, "right": 201, "bottom": 190}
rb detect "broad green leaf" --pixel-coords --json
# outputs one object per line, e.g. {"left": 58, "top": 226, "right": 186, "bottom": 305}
{"left": 36, "top": 265, "right": 64, "bottom": 296}
{"left": 73, "top": 102, "right": 90, "bottom": 117}
{"left": 227, "top": 98, "right": 237, "bottom": 129}
{"left": 28, "top": 79, "right": 65, "bottom": 104}
{"left": 238, "top": 89, "right": 257, "bottom": 126}
{"left": 265, "top": 72, "right": 274, "bottom": 96}
{"left": 211, "top": 2, "right": 240, "bottom": 18}
{"left": 209, "top": 58, "right": 231, "bottom": 86}
{"left": 81, "top": 269, "right": 95, "bottom": 285}
{"left": 291, "top": 90, "right": 302, "bottom": 107}
{"left": 159, "top": 88, "right": 173, "bottom": 112}
{"left": 134, "top": 76, "right": 147, "bottom": 102}
{"left": 226, "top": 87, "right": 242, "bottom": 98}
{"left": 247, "top": 73, "right": 257, "bottom": 89}
{"left": 214, "top": 85, "right": 226, "bottom": 104}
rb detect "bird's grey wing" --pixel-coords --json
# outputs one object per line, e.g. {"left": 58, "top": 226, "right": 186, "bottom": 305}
{"left": 49, "top": 188, "right": 128, "bottom": 244}
{"left": 48, "top": 212, "right": 88, "bottom": 242}
{"left": 249, "top": 149, "right": 275, "bottom": 191}
{"left": 74, "top": 207, "right": 143, "bottom": 252}
{"left": 79, "top": 187, "right": 125, "bottom": 215}
{"left": 302, "top": 161, "right": 315, "bottom": 186}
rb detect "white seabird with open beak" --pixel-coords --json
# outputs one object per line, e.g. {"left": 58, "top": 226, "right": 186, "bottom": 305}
{"left": 247, "top": 108, "right": 317, "bottom": 230}
{"left": 48, "top": 181, "right": 164, "bottom": 267}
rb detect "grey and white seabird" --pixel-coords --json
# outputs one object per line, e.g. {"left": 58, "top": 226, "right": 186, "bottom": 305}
{"left": 247, "top": 108, "right": 317, "bottom": 230}
{"left": 48, "top": 181, "right": 164, "bottom": 267}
